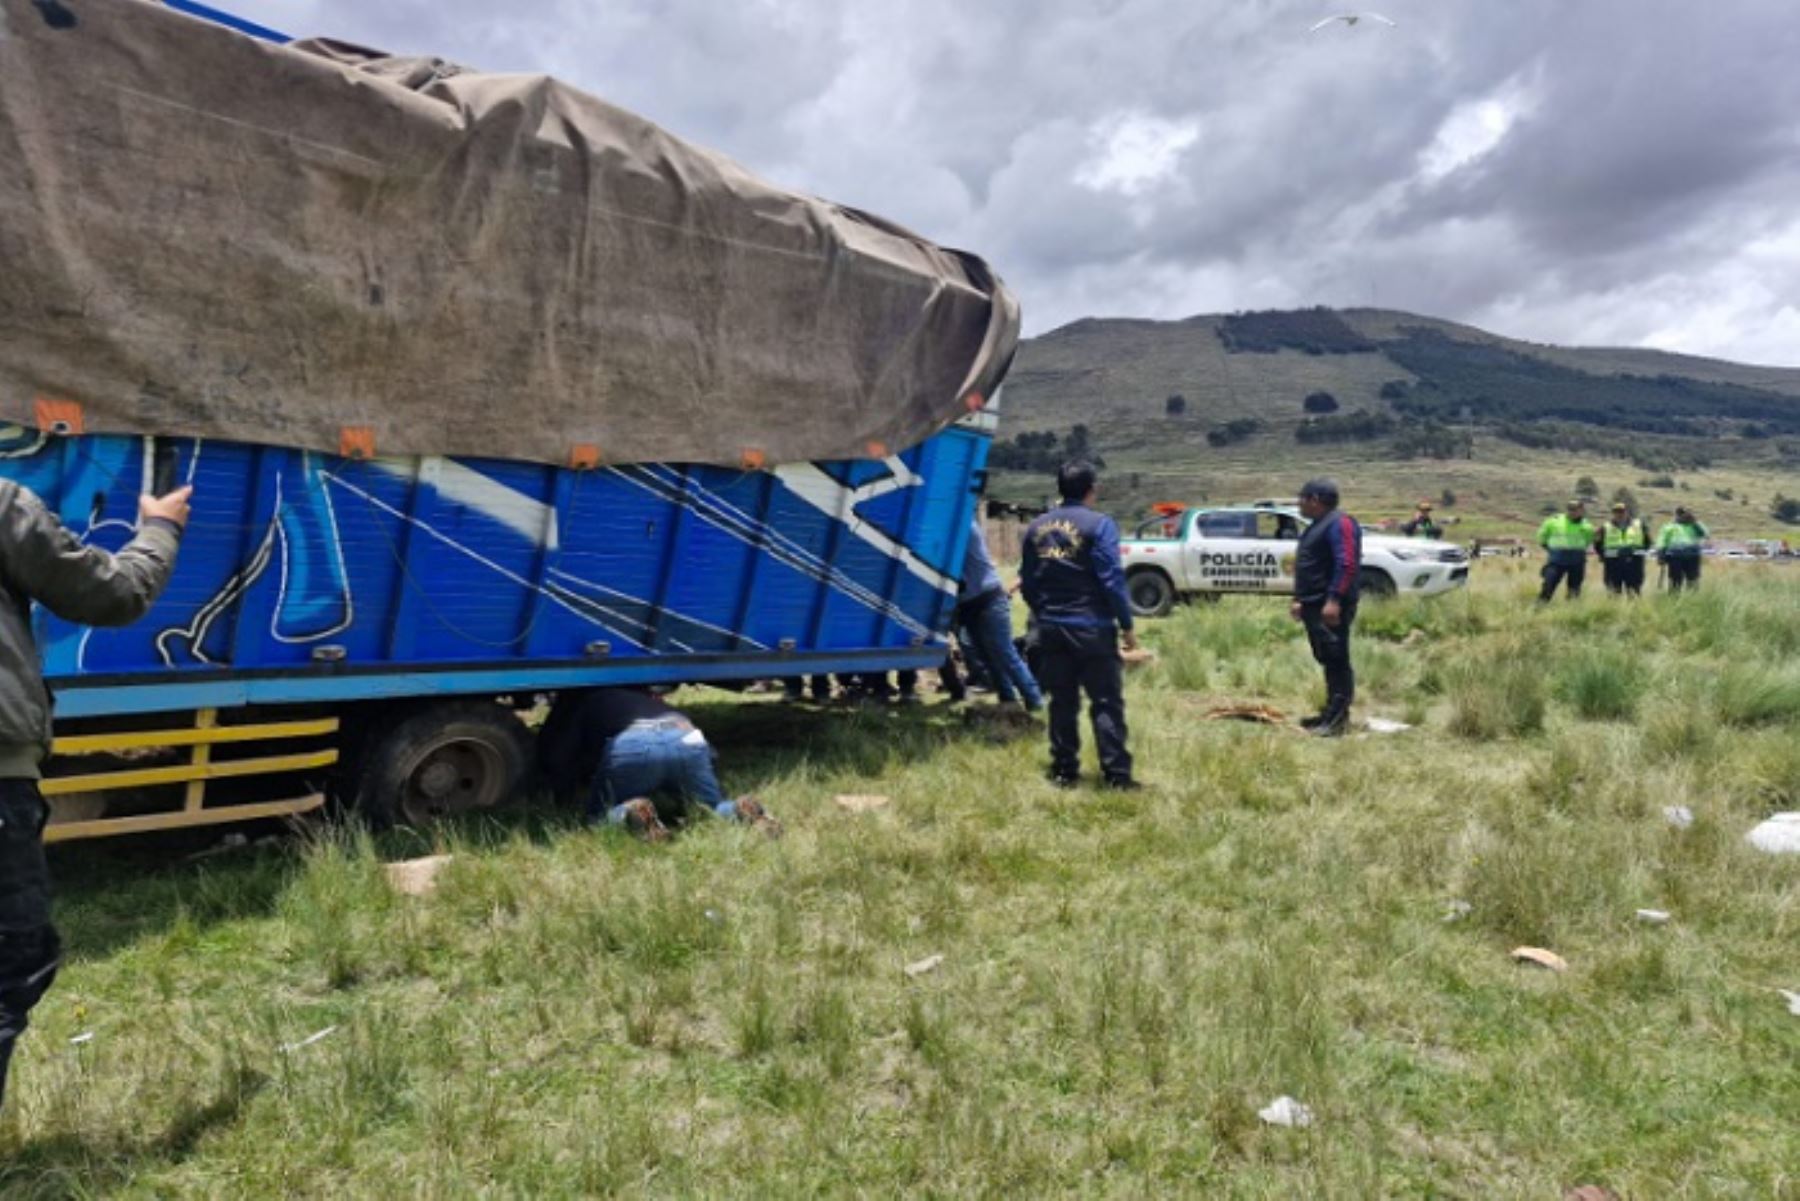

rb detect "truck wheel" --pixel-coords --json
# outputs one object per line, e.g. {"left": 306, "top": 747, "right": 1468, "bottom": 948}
{"left": 1128, "top": 570, "right": 1176, "bottom": 618}
{"left": 1361, "top": 569, "right": 1397, "bottom": 599}
{"left": 355, "top": 701, "right": 532, "bottom": 827}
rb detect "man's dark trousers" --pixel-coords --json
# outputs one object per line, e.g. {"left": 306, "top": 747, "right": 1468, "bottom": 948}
{"left": 1301, "top": 601, "right": 1357, "bottom": 721}
{"left": 0, "top": 780, "right": 61, "bottom": 1112}
{"left": 1539, "top": 558, "right": 1586, "bottom": 601}
{"left": 1039, "top": 623, "right": 1130, "bottom": 782}
{"left": 1603, "top": 557, "right": 1645, "bottom": 596}
{"left": 1666, "top": 554, "right": 1701, "bottom": 591}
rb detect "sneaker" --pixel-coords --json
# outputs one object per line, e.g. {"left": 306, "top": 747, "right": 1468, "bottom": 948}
{"left": 618, "top": 798, "right": 671, "bottom": 843}
{"left": 1048, "top": 769, "right": 1080, "bottom": 789}
{"left": 1103, "top": 777, "right": 1143, "bottom": 792}
{"left": 1298, "top": 712, "right": 1328, "bottom": 730}
{"left": 733, "top": 796, "right": 783, "bottom": 839}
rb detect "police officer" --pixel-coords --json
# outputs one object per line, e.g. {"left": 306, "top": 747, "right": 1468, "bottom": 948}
{"left": 1596, "top": 501, "right": 1652, "bottom": 596}
{"left": 1291, "top": 478, "right": 1363, "bottom": 737}
{"left": 0, "top": 479, "right": 191, "bottom": 1111}
{"left": 1401, "top": 500, "right": 1440, "bottom": 540}
{"left": 1658, "top": 506, "right": 1709, "bottom": 591}
{"left": 1537, "top": 499, "right": 1595, "bottom": 602}
{"left": 1020, "top": 460, "right": 1138, "bottom": 789}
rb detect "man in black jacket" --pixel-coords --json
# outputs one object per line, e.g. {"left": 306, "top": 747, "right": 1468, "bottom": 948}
{"left": 1020, "top": 460, "right": 1140, "bottom": 788}
{"left": 0, "top": 478, "right": 192, "bottom": 1112}
{"left": 1290, "top": 478, "right": 1362, "bottom": 737}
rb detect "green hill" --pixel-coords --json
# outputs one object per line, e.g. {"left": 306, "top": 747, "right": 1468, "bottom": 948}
{"left": 990, "top": 308, "right": 1800, "bottom": 540}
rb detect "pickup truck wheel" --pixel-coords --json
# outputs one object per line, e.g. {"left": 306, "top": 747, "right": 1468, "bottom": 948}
{"left": 355, "top": 701, "right": 531, "bottom": 828}
{"left": 1128, "top": 570, "right": 1176, "bottom": 618}
{"left": 1361, "top": 569, "right": 1397, "bottom": 599}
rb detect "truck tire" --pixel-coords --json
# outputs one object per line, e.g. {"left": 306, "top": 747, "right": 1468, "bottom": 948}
{"left": 354, "top": 700, "right": 532, "bottom": 828}
{"left": 1361, "top": 569, "right": 1397, "bottom": 599}
{"left": 1128, "top": 569, "right": 1177, "bottom": 618}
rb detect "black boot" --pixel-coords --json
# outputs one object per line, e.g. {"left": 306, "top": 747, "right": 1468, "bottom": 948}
{"left": 1310, "top": 698, "right": 1350, "bottom": 737}
{"left": 1298, "top": 712, "right": 1329, "bottom": 730}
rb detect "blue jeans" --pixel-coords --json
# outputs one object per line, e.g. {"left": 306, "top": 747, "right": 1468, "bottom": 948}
{"left": 963, "top": 589, "right": 1043, "bottom": 708}
{"left": 588, "top": 723, "right": 736, "bottom": 825}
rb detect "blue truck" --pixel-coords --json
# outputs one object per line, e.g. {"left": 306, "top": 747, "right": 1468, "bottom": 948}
{"left": 1, "top": 1, "right": 1010, "bottom": 839}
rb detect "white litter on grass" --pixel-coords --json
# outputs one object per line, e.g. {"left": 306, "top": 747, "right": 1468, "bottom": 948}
{"left": 1746, "top": 813, "right": 1800, "bottom": 855}
{"left": 279, "top": 1025, "right": 339, "bottom": 1054}
{"left": 904, "top": 954, "right": 944, "bottom": 978}
{"left": 1442, "top": 899, "right": 1473, "bottom": 923}
{"left": 1635, "top": 909, "right": 1671, "bottom": 925}
{"left": 68, "top": 1031, "right": 94, "bottom": 1045}
{"left": 1779, "top": 989, "right": 1800, "bottom": 1017}
{"left": 1365, "top": 717, "right": 1413, "bottom": 734}
{"left": 1257, "top": 1095, "right": 1314, "bottom": 1128}
{"left": 1662, "top": 805, "right": 1695, "bottom": 830}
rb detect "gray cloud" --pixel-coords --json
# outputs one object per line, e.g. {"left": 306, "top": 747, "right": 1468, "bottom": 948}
{"left": 218, "top": 0, "right": 1800, "bottom": 365}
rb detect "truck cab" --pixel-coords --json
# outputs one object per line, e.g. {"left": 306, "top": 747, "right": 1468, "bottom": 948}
{"left": 1119, "top": 505, "right": 1469, "bottom": 617}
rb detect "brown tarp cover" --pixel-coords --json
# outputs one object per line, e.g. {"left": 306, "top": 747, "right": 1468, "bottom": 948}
{"left": 0, "top": 0, "right": 1019, "bottom": 467}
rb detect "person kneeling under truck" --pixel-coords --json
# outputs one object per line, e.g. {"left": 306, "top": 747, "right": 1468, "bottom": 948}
{"left": 538, "top": 688, "right": 779, "bottom": 841}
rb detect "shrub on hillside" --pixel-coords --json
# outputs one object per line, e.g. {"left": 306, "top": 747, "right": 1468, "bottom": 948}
{"left": 1217, "top": 307, "right": 1376, "bottom": 355}
{"left": 1295, "top": 410, "right": 1394, "bottom": 445}
{"left": 1393, "top": 424, "right": 1473, "bottom": 460}
{"left": 1165, "top": 394, "right": 1187, "bottom": 416}
{"left": 1206, "top": 418, "right": 1262, "bottom": 448}
{"left": 1302, "top": 391, "right": 1339, "bottom": 414}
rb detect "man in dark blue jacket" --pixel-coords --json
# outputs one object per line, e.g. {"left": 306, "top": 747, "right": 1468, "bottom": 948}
{"left": 1290, "top": 478, "right": 1362, "bottom": 737}
{"left": 1021, "top": 460, "right": 1140, "bottom": 788}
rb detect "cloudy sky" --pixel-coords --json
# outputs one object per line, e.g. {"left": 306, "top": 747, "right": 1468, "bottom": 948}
{"left": 220, "top": 0, "right": 1800, "bottom": 366}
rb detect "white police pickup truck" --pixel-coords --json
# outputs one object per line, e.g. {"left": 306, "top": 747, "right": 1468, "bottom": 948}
{"left": 1120, "top": 504, "right": 1470, "bottom": 617}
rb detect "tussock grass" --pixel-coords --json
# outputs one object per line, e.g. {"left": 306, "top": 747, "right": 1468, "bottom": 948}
{"left": 1554, "top": 647, "right": 1648, "bottom": 721}
{"left": 1714, "top": 662, "right": 1800, "bottom": 728}
{"left": 1446, "top": 639, "right": 1548, "bottom": 739}
{"left": 3, "top": 567, "right": 1798, "bottom": 1197}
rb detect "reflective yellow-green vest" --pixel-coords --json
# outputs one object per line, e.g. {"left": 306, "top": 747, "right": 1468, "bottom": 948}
{"left": 1658, "top": 521, "right": 1707, "bottom": 554}
{"left": 1538, "top": 514, "right": 1595, "bottom": 553}
{"left": 1601, "top": 519, "right": 1649, "bottom": 557}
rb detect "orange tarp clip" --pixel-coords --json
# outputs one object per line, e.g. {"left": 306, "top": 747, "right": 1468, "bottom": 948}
{"left": 338, "top": 426, "right": 376, "bottom": 459}
{"left": 568, "top": 444, "right": 602, "bottom": 470}
{"left": 34, "top": 398, "right": 84, "bottom": 435}
{"left": 963, "top": 391, "right": 986, "bottom": 413}
{"left": 740, "top": 448, "right": 767, "bottom": 471}
{"left": 864, "top": 440, "right": 888, "bottom": 459}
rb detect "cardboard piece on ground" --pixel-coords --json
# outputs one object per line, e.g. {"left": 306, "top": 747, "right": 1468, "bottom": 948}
{"left": 835, "top": 794, "right": 891, "bottom": 813}
{"left": 385, "top": 854, "right": 455, "bottom": 897}
{"left": 1635, "top": 908, "right": 1671, "bottom": 925}
{"left": 1511, "top": 946, "right": 1569, "bottom": 972}
{"left": 1746, "top": 813, "right": 1800, "bottom": 855}
{"left": 1204, "top": 703, "right": 1288, "bottom": 725}
{"left": 904, "top": 954, "right": 944, "bottom": 978}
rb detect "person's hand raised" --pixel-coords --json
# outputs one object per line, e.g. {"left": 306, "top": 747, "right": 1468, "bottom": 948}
{"left": 140, "top": 485, "right": 194, "bottom": 529}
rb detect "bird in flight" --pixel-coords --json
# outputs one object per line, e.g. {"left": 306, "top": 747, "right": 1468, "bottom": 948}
{"left": 1308, "top": 13, "right": 1398, "bottom": 32}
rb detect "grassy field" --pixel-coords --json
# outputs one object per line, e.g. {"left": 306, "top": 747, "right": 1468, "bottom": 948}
{"left": 1009, "top": 432, "right": 1800, "bottom": 544}
{"left": 3, "top": 563, "right": 1798, "bottom": 1197}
